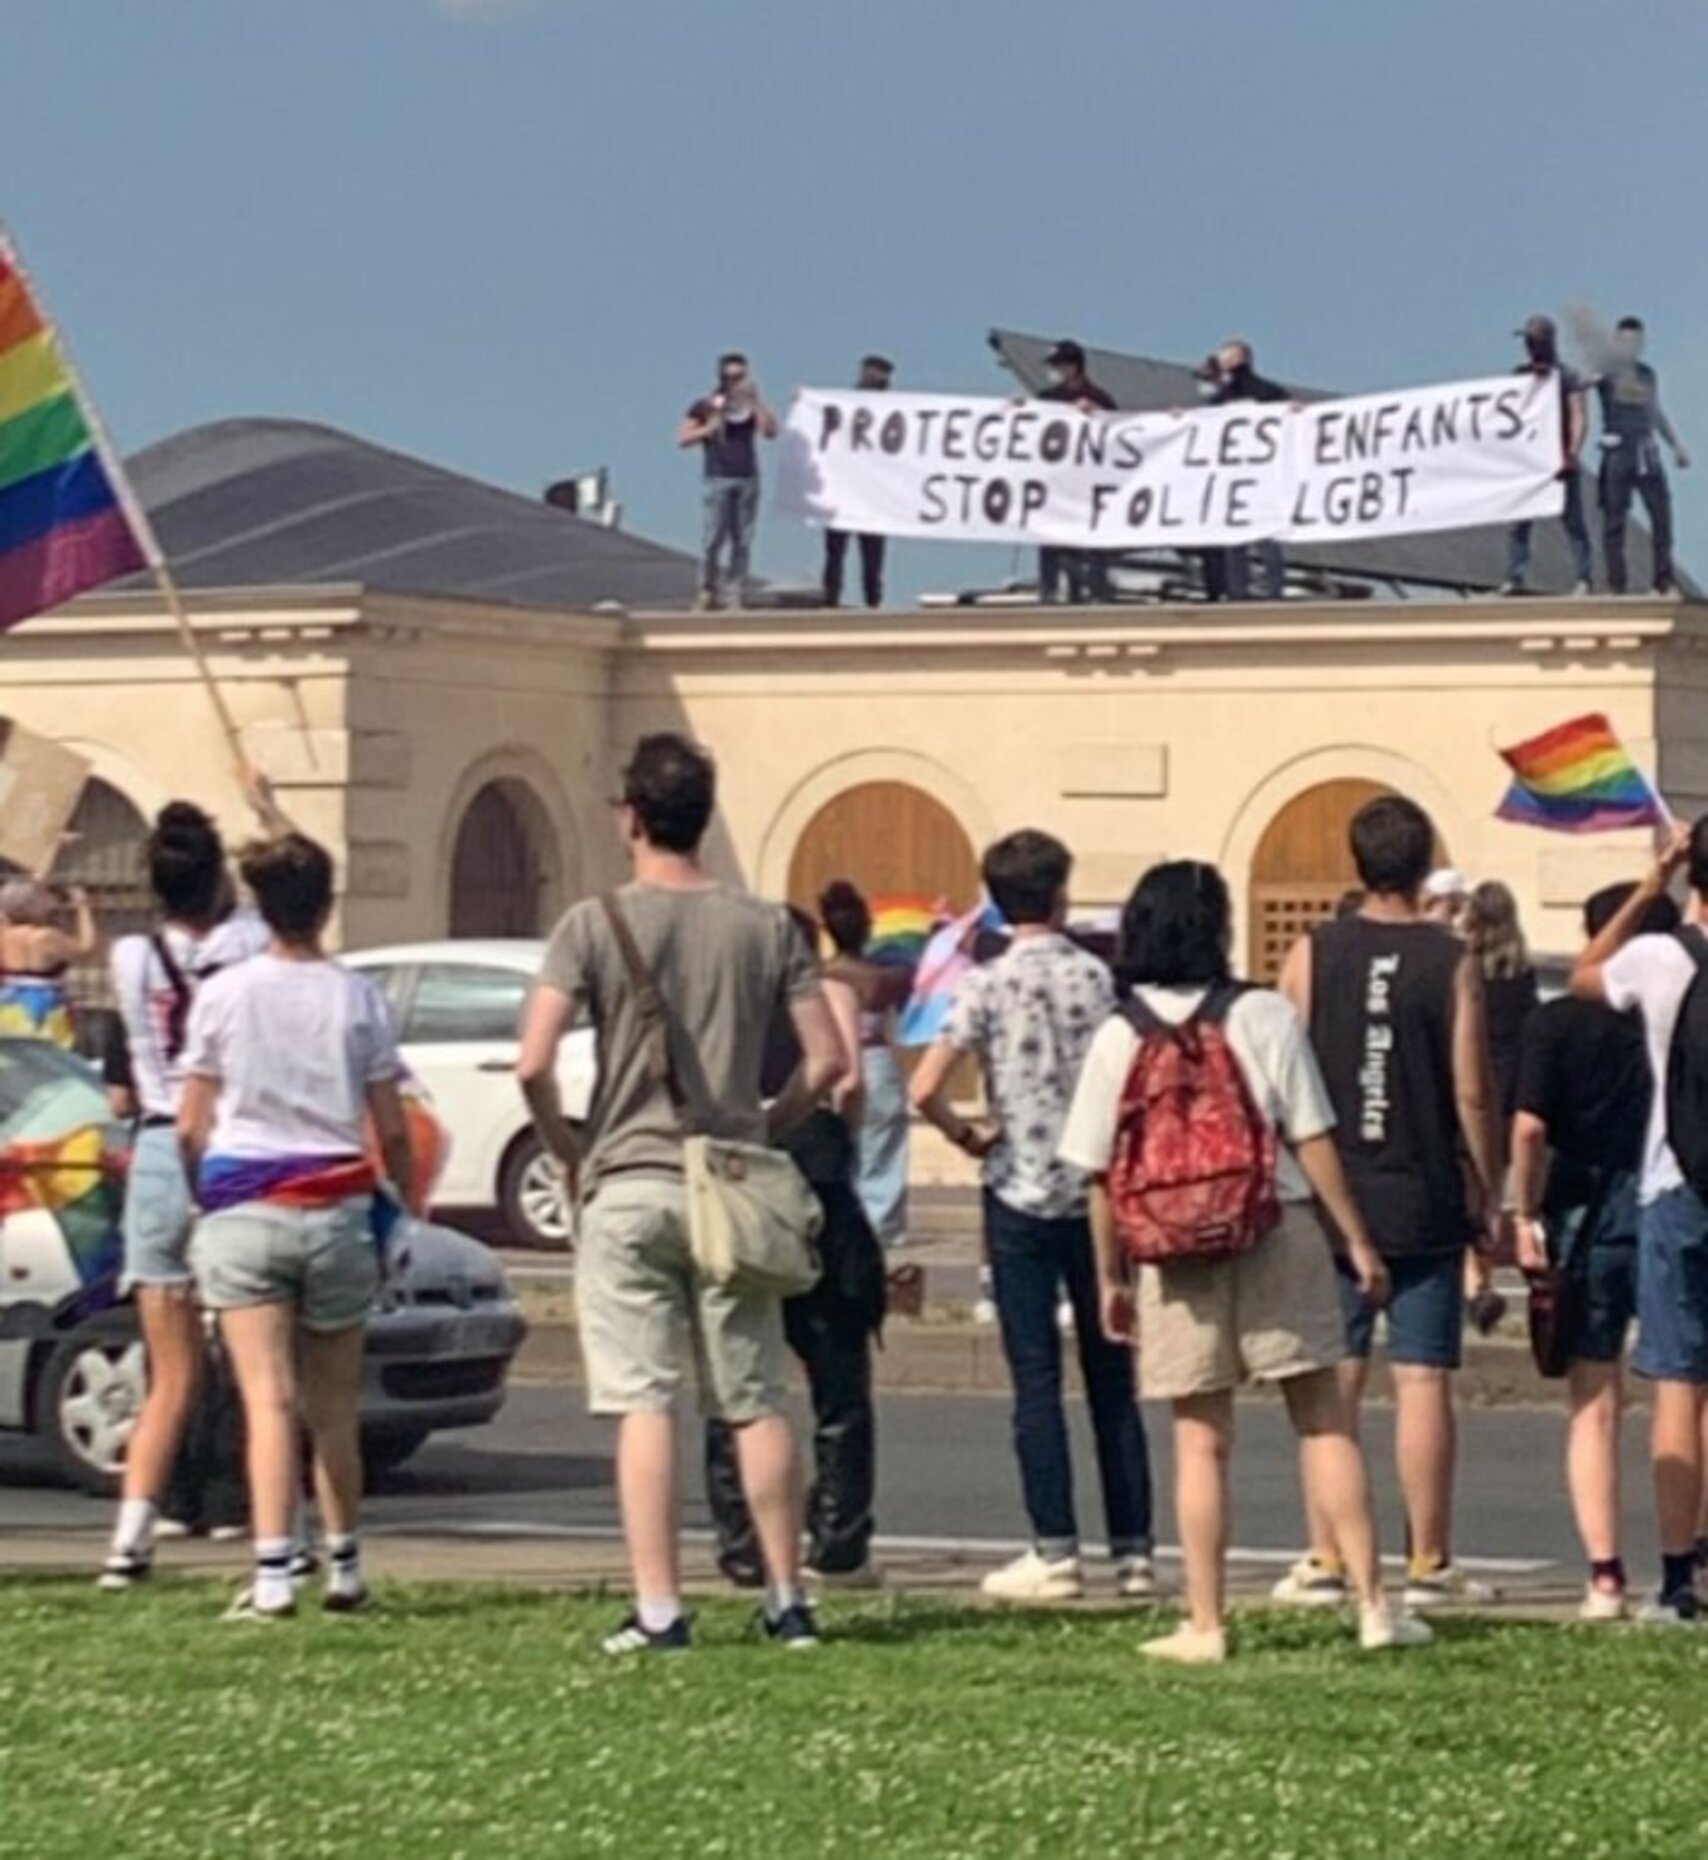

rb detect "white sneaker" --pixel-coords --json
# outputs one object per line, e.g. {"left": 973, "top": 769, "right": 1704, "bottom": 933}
{"left": 1636, "top": 1591, "right": 1699, "bottom": 1628}
{"left": 1571, "top": 579, "right": 1592, "bottom": 597}
{"left": 154, "top": 1518, "right": 193, "bottom": 1541}
{"left": 1579, "top": 1582, "right": 1628, "bottom": 1623}
{"left": 209, "top": 1524, "right": 247, "bottom": 1544}
{"left": 980, "top": 1549, "right": 1084, "bottom": 1602}
{"left": 1115, "top": 1555, "right": 1161, "bottom": 1600}
{"left": 1270, "top": 1556, "right": 1349, "bottom": 1609}
{"left": 1140, "top": 1624, "right": 1226, "bottom": 1665}
{"left": 1359, "top": 1605, "right": 1434, "bottom": 1651}
{"left": 972, "top": 1297, "right": 998, "bottom": 1327}
{"left": 1404, "top": 1564, "right": 1498, "bottom": 1609}
{"left": 1056, "top": 1299, "right": 1074, "bottom": 1333}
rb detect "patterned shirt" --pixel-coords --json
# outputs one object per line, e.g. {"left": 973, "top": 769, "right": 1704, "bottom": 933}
{"left": 943, "top": 932, "right": 1115, "bottom": 1218}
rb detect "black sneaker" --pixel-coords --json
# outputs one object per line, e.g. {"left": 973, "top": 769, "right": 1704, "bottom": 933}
{"left": 97, "top": 1549, "right": 153, "bottom": 1593}
{"left": 323, "top": 1584, "right": 375, "bottom": 1617}
{"left": 601, "top": 1612, "right": 692, "bottom": 1657}
{"left": 761, "top": 1603, "right": 821, "bottom": 1651}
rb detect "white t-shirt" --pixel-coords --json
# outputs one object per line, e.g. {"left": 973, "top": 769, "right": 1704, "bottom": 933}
{"left": 1602, "top": 930, "right": 1700, "bottom": 1203}
{"left": 111, "top": 911, "right": 271, "bottom": 1119}
{"left": 1057, "top": 986, "right": 1336, "bottom": 1204}
{"left": 184, "top": 954, "right": 401, "bottom": 1160}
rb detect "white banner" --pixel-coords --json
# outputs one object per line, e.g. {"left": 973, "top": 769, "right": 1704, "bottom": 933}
{"left": 776, "top": 373, "right": 1565, "bottom": 549}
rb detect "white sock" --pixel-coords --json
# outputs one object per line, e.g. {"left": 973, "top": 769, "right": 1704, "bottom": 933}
{"left": 112, "top": 1497, "right": 157, "bottom": 1557}
{"left": 636, "top": 1594, "right": 682, "bottom": 1634}
{"left": 765, "top": 1582, "right": 805, "bottom": 1623}
{"left": 253, "top": 1538, "right": 294, "bottom": 1612}
{"left": 326, "top": 1532, "right": 363, "bottom": 1598}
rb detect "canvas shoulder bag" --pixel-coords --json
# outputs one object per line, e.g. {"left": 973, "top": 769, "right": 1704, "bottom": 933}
{"left": 598, "top": 893, "right": 822, "bottom": 1298}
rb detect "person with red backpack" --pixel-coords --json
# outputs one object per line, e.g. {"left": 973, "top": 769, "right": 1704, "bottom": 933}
{"left": 1572, "top": 818, "right": 1708, "bottom": 1625}
{"left": 1059, "top": 861, "right": 1431, "bottom": 1663}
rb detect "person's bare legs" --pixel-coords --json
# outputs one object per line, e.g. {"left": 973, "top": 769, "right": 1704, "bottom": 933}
{"left": 1565, "top": 1359, "right": 1623, "bottom": 1566}
{"left": 1393, "top": 1365, "right": 1455, "bottom": 1568}
{"left": 1302, "top": 1357, "right": 1367, "bottom": 1566}
{"left": 299, "top": 1325, "right": 365, "bottom": 1538}
{"left": 1283, "top": 1369, "right": 1381, "bottom": 1607}
{"left": 1651, "top": 1380, "right": 1707, "bottom": 1561}
{"left": 219, "top": 1303, "right": 300, "bottom": 1542}
{"left": 1172, "top": 1392, "right": 1235, "bottom": 1634}
{"left": 731, "top": 1412, "right": 803, "bottom": 1589}
{"left": 118, "top": 1287, "right": 205, "bottom": 1509}
{"left": 616, "top": 1411, "right": 681, "bottom": 1602}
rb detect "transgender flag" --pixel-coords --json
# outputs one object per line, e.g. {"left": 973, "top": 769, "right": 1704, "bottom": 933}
{"left": 0, "top": 231, "right": 148, "bottom": 631}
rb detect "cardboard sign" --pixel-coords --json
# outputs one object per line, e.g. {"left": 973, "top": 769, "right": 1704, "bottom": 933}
{"left": 0, "top": 722, "right": 90, "bottom": 875}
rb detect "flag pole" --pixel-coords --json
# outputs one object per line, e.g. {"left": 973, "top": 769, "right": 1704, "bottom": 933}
{"left": 0, "top": 226, "right": 246, "bottom": 771}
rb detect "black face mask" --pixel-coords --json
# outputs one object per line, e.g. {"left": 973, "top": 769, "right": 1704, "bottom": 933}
{"left": 1524, "top": 335, "right": 1556, "bottom": 366}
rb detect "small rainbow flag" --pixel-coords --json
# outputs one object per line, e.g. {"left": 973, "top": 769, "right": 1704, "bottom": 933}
{"left": 867, "top": 894, "right": 939, "bottom": 969}
{"left": 0, "top": 230, "right": 149, "bottom": 631}
{"left": 897, "top": 900, "right": 1006, "bottom": 1048}
{"left": 1496, "top": 712, "right": 1670, "bottom": 834}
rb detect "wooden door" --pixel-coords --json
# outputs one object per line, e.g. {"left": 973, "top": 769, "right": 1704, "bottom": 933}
{"left": 787, "top": 781, "right": 979, "bottom": 922}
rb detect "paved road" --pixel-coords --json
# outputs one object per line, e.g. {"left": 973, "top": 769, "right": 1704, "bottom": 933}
{"left": 1, "top": 1381, "right": 1660, "bottom": 1584}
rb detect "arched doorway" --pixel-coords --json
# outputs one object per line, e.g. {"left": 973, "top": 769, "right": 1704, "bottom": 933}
{"left": 786, "top": 780, "right": 980, "bottom": 927}
{"left": 1248, "top": 779, "right": 1448, "bottom": 982}
{"left": 449, "top": 779, "right": 561, "bottom": 938}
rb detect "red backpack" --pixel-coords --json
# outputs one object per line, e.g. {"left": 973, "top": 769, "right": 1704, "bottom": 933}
{"left": 1107, "top": 987, "right": 1280, "bottom": 1265}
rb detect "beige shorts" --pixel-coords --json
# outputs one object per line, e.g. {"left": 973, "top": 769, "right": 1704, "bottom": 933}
{"left": 1137, "top": 1202, "right": 1346, "bottom": 1401}
{"left": 576, "top": 1173, "right": 786, "bottom": 1421}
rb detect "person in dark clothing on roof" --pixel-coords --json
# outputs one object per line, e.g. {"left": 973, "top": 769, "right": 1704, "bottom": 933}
{"left": 1031, "top": 340, "right": 1118, "bottom": 607}
{"left": 823, "top": 355, "right": 894, "bottom": 610}
{"left": 1594, "top": 317, "right": 1690, "bottom": 597}
{"left": 1201, "top": 339, "right": 1289, "bottom": 603}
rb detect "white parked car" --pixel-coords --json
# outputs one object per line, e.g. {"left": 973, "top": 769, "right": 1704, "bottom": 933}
{"left": 344, "top": 941, "right": 596, "bottom": 1250}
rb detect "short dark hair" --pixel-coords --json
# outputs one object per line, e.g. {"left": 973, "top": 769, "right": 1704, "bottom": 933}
{"left": 1691, "top": 816, "right": 1708, "bottom": 896}
{"left": 1349, "top": 795, "right": 1435, "bottom": 898}
{"left": 1617, "top": 316, "right": 1645, "bottom": 334}
{"left": 861, "top": 353, "right": 894, "bottom": 376}
{"left": 148, "top": 802, "right": 226, "bottom": 923}
{"left": 1584, "top": 881, "right": 1679, "bottom": 940}
{"left": 239, "top": 833, "right": 334, "bottom": 938}
{"left": 1115, "top": 861, "right": 1233, "bottom": 990}
{"left": 620, "top": 733, "right": 716, "bottom": 853}
{"left": 818, "top": 880, "right": 871, "bottom": 956}
{"left": 718, "top": 351, "right": 748, "bottom": 372}
{"left": 982, "top": 829, "right": 1071, "bottom": 926}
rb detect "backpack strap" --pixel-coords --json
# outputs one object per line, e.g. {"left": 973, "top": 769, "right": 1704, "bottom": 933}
{"left": 598, "top": 893, "right": 686, "bottom": 1114}
{"left": 1118, "top": 994, "right": 1167, "bottom": 1039}
{"left": 1123, "top": 981, "right": 1250, "bottom": 1035}
{"left": 1677, "top": 927, "right": 1708, "bottom": 975}
{"left": 151, "top": 933, "right": 194, "bottom": 1062}
{"left": 1197, "top": 981, "right": 1253, "bottom": 1027}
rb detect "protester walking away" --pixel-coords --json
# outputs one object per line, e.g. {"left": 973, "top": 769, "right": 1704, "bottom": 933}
{"left": 0, "top": 877, "right": 98, "bottom": 1048}
{"left": 517, "top": 734, "right": 846, "bottom": 1655}
{"left": 821, "top": 881, "right": 913, "bottom": 1248}
{"left": 677, "top": 352, "right": 778, "bottom": 612}
{"left": 1502, "top": 314, "right": 1592, "bottom": 596}
{"left": 98, "top": 805, "right": 271, "bottom": 1589}
{"left": 1278, "top": 796, "right": 1504, "bottom": 1611}
{"left": 706, "top": 908, "right": 887, "bottom": 1591}
{"left": 912, "top": 830, "right": 1155, "bottom": 1602}
{"left": 1058, "top": 861, "right": 1430, "bottom": 1662}
{"left": 1514, "top": 883, "right": 1680, "bottom": 1621}
{"left": 1032, "top": 340, "right": 1118, "bottom": 606}
{"left": 1572, "top": 820, "right": 1708, "bottom": 1624}
{"left": 823, "top": 355, "right": 894, "bottom": 609}
{"left": 178, "top": 833, "right": 413, "bottom": 1622}
{"left": 1461, "top": 879, "right": 1539, "bottom": 1334}
{"left": 1594, "top": 316, "right": 1690, "bottom": 597}
{"left": 1203, "top": 339, "right": 1289, "bottom": 602}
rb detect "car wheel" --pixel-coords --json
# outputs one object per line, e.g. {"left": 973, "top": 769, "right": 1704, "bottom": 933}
{"left": 362, "top": 1428, "right": 432, "bottom": 1484}
{"left": 39, "top": 1309, "right": 146, "bottom": 1496}
{"left": 500, "top": 1133, "right": 575, "bottom": 1252}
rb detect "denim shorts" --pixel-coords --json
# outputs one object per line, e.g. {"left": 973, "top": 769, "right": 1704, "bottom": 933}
{"left": 1634, "top": 1186, "right": 1708, "bottom": 1384}
{"left": 1336, "top": 1249, "right": 1464, "bottom": 1370}
{"left": 190, "top": 1197, "right": 379, "bottom": 1332}
{"left": 122, "top": 1123, "right": 194, "bottom": 1291}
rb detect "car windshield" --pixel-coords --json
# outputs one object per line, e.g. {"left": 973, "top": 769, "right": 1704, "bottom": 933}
{"left": 0, "top": 1039, "right": 113, "bottom": 1146}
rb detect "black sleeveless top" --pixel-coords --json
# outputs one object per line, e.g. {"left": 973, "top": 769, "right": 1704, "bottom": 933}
{"left": 1308, "top": 916, "right": 1471, "bottom": 1258}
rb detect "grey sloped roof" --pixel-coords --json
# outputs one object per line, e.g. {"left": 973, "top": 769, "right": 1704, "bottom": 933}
{"left": 123, "top": 418, "right": 699, "bottom": 612}
{"left": 989, "top": 329, "right": 1688, "bottom": 595}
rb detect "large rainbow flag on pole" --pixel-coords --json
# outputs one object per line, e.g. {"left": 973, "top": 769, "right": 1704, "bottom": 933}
{"left": 0, "top": 228, "right": 150, "bottom": 631}
{"left": 1495, "top": 712, "right": 1671, "bottom": 834}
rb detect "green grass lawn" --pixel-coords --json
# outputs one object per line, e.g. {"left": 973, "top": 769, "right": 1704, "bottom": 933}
{"left": 4, "top": 1581, "right": 1708, "bottom": 1859}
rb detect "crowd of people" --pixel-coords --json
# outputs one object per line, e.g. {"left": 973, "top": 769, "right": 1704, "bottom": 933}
{"left": 677, "top": 314, "right": 1690, "bottom": 611}
{"left": 23, "top": 726, "right": 1708, "bottom": 1661}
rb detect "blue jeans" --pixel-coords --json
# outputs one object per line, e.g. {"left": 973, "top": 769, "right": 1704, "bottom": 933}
{"left": 701, "top": 476, "right": 759, "bottom": 605}
{"left": 1507, "top": 469, "right": 1592, "bottom": 586}
{"left": 984, "top": 1191, "right": 1153, "bottom": 1558}
{"left": 1635, "top": 1185, "right": 1708, "bottom": 1384}
{"left": 1599, "top": 446, "right": 1674, "bottom": 592}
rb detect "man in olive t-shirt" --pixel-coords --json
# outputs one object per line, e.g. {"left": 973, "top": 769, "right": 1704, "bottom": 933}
{"left": 518, "top": 733, "right": 844, "bottom": 1657}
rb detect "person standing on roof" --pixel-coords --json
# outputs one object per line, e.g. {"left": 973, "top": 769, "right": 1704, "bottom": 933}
{"left": 1502, "top": 315, "right": 1592, "bottom": 597}
{"left": 1031, "top": 340, "right": 1117, "bottom": 607}
{"left": 1202, "top": 339, "right": 1289, "bottom": 603}
{"left": 823, "top": 356, "right": 895, "bottom": 611}
{"left": 1594, "top": 316, "right": 1689, "bottom": 598}
{"left": 678, "top": 352, "right": 779, "bottom": 613}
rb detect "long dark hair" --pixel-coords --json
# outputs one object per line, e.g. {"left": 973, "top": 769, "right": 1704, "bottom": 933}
{"left": 819, "top": 881, "right": 872, "bottom": 957}
{"left": 1114, "top": 861, "right": 1233, "bottom": 992}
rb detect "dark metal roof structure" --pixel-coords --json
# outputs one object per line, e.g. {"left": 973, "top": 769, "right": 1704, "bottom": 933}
{"left": 124, "top": 418, "right": 699, "bottom": 612}
{"left": 990, "top": 328, "right": 1687, "bottom": 596}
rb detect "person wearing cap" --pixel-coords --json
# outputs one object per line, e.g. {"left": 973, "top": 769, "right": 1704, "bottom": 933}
{"left": 1593, "top": 316, "right": 1690, "bottom": 597}
{"left": 1033, "top": 340, "right": 1118, "bottom": 606}
{"left": 823, "top": 356, "right": 895, "bottom": 610}
{"left": 1421, "top": 868, "right": 1471, "bottom": 932}
{"left": 1502, "top": 315, "right": 1592, "bottom": 598}
{"left": 1202, "top": 339, "right": 1290, "bottom": 603}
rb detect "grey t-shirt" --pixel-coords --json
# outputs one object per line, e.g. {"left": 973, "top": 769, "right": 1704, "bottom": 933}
{"left": 540, "top": 882, "right": 820, "bottom": 1186}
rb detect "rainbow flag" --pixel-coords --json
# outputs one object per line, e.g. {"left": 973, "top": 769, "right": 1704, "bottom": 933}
{"left": 867, "top": 894, "right": 938, "bottom": 969}
{"left": 0, "top": 231, "right": 148, "bottom": 631}
{"left": 897, "top": 900, "right": 1005, "bottom": 1048}
{"left": 1496, "top": 713, "right": 1669, "bottom": 834}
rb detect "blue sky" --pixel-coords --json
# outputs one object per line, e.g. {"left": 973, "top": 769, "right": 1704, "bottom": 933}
{"left": 7, "top": 0, "right": 1706, "bottom": 598}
